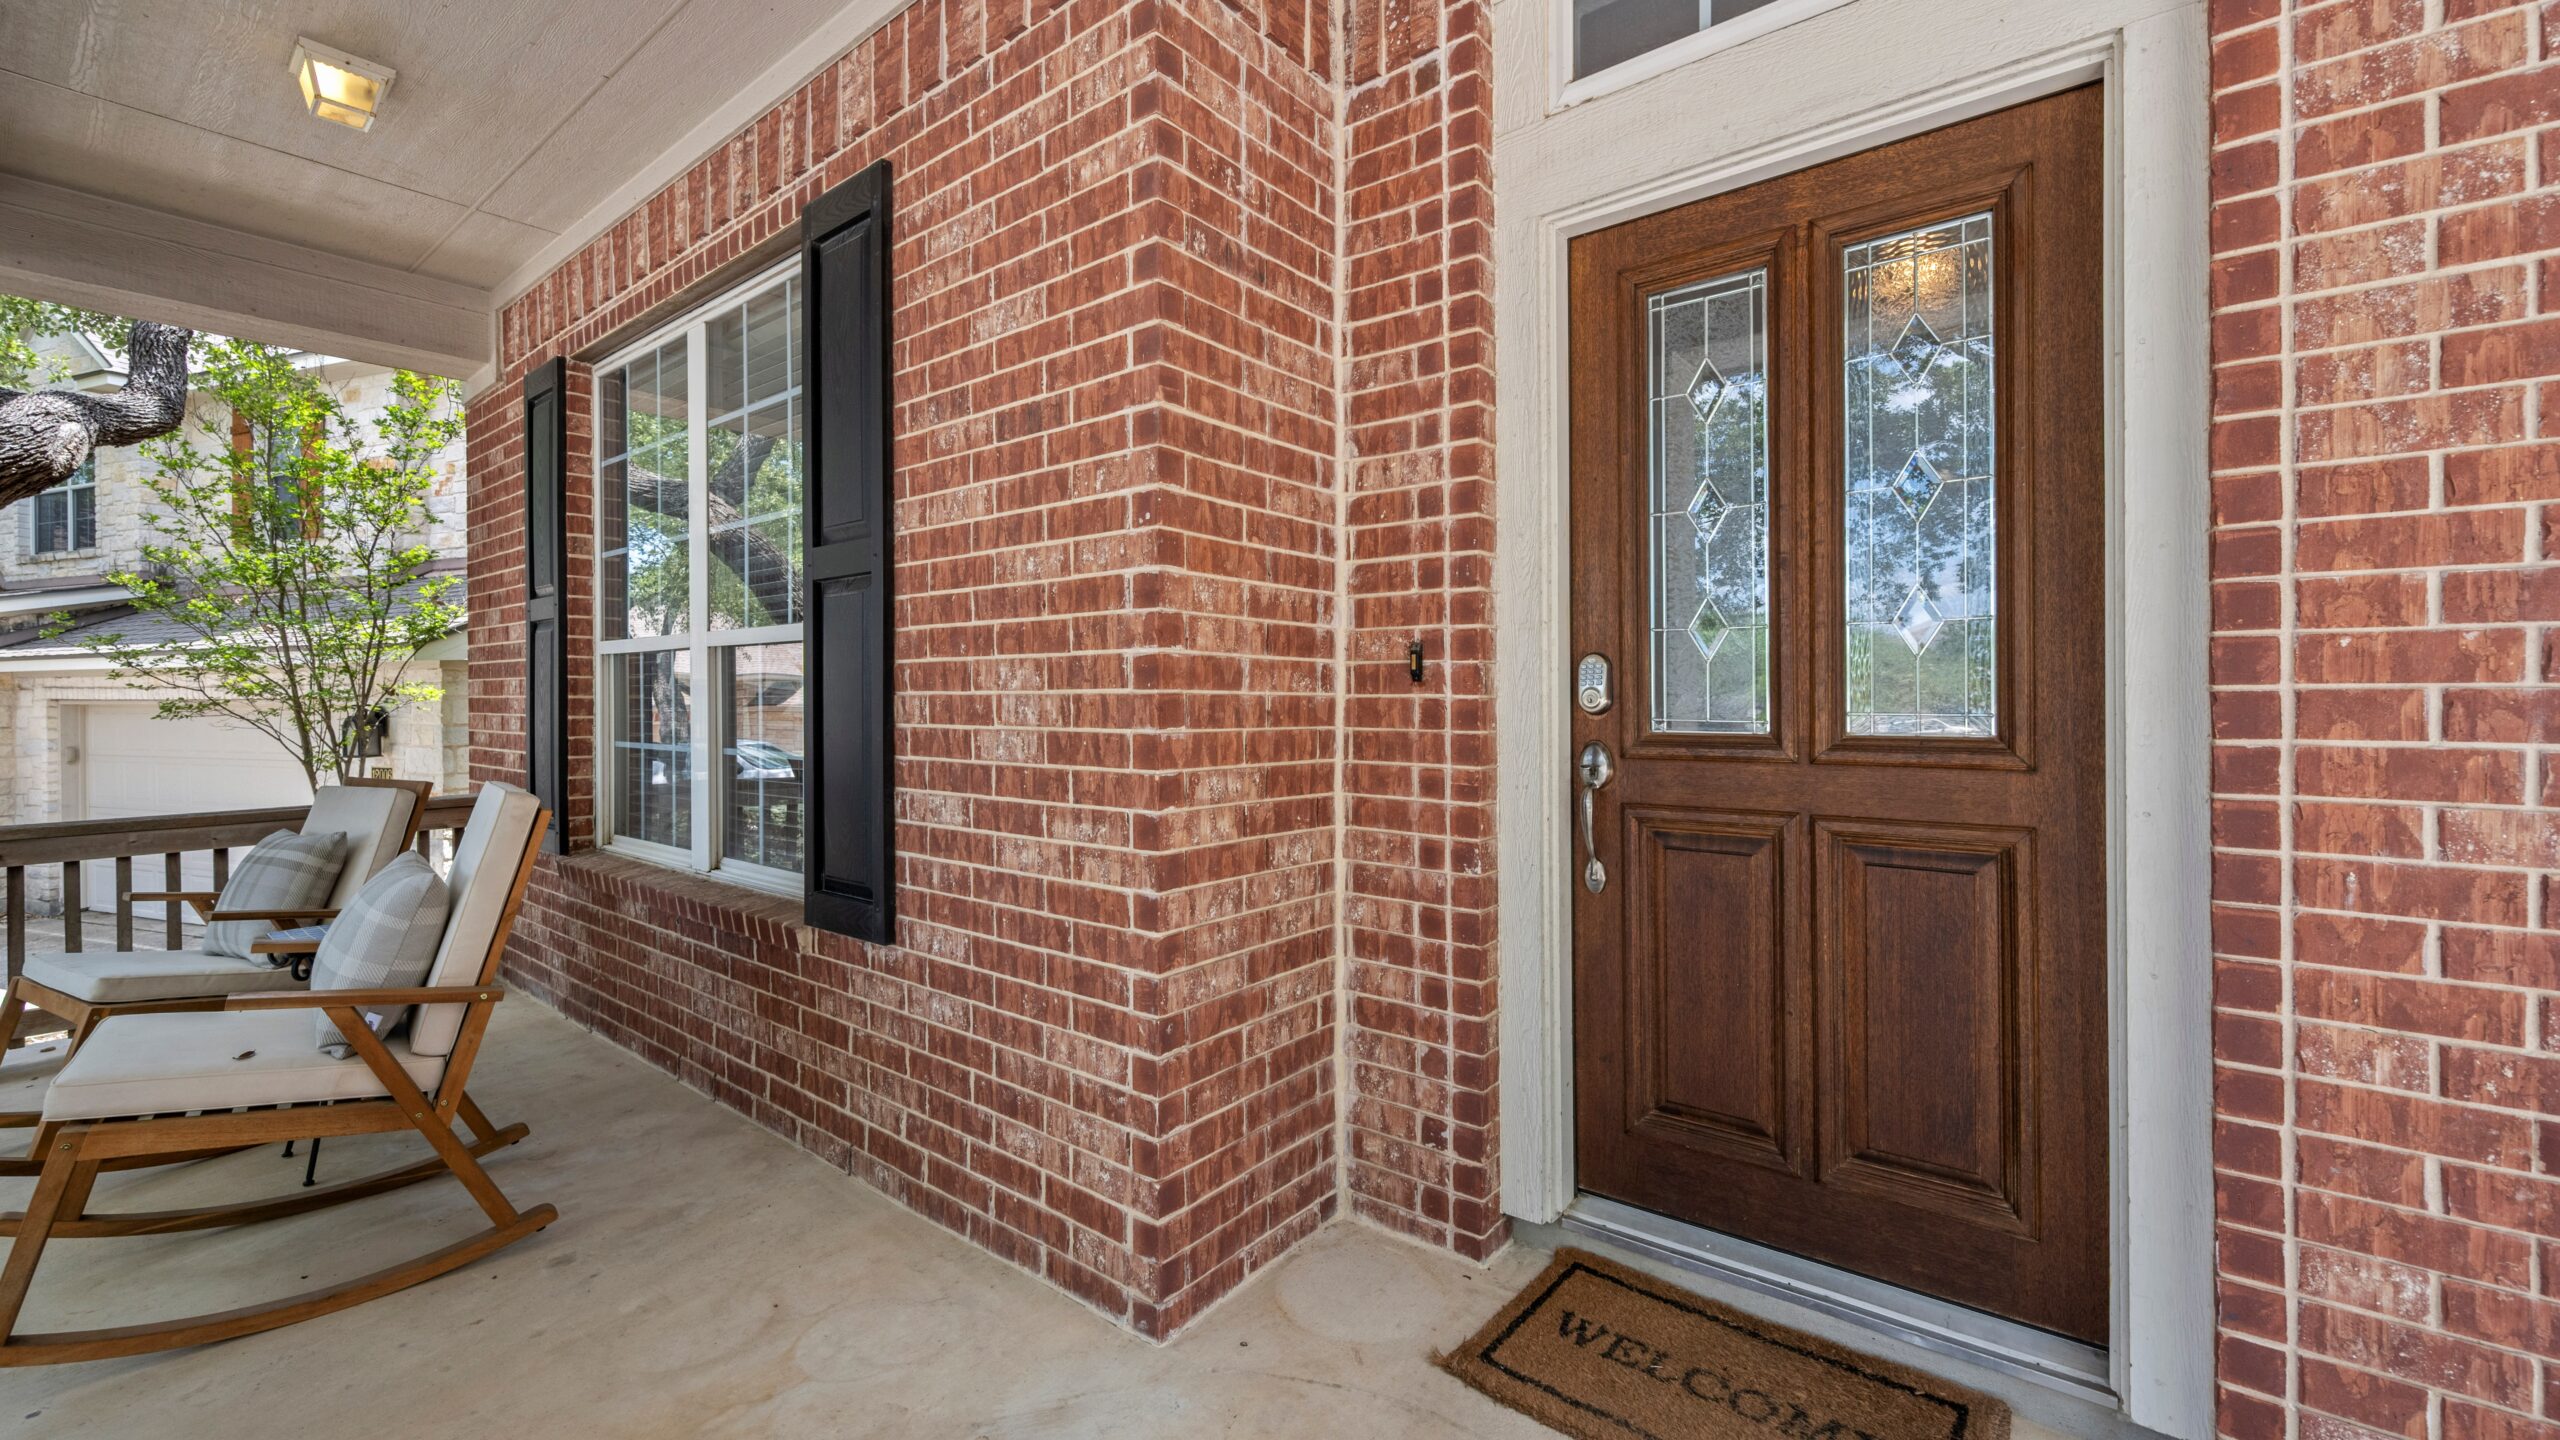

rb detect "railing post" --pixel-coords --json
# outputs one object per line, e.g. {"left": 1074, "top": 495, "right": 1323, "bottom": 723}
{"left": 60, "top": 862, "right": 81, "bottom": 953}
{"left": 114, "top": 855, "right": 134, "bottom": 950}
{"left": 213, "top": 847, "right": 230, "bottom": 892}
{"left": 164, "top": 852, "right": 183, "bottom": 948}
{"left": 5, "top": 866, "right": 22, "bottom": 985}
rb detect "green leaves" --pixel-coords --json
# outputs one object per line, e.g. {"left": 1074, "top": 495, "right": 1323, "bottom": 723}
{"left": 68, "top": 336, "right": 466, "bottom": 787}
{"left": 0, "top": 299, "right": 136, "bottom": 391}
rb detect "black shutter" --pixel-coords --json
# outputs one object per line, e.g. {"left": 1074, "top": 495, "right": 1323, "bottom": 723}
{"left": 522, "top": 358, "right": 570, "bottom": 853}
{"left": 801, "top": 161, "right": 896, "bottom": 943}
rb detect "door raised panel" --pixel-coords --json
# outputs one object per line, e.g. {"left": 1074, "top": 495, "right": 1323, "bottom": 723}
{"left": 1818, "top": 820, "right": 2031, "bottom": 1231}
{"left": 1625, "top": 808, "right": 1802, "bottom": 1174}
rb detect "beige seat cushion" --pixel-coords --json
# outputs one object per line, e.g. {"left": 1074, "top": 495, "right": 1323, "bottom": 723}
{"left": 21, "top": 948, "right": 306, "bottom": 1005}
{"left": 16, "top": 784, "right": 419, "bottom": 1009}
{"left": 42, "top": 1011, "right": 445, "bottom": 1122}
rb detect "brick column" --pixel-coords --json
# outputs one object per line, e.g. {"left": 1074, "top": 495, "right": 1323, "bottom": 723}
{"left": 2210, "top": 2, "right": 2560, "bottom": 1436}
{"left": 1336, "top": 0, "right": 1505, "bottom": 1263}
{"left": 464, "top": 0, "right": 1372, "bottom": 1340}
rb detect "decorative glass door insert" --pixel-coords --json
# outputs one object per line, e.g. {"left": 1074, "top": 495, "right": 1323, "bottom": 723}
{"left": 1841, "top": 213, "right": 1996, "bottom": 738}
{"left": 1649, "top": 268, "right": 1770, "bottom": 735}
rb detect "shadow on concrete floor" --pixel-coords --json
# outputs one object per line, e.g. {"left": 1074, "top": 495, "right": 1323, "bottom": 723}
{"left": 0, "top": 998, "right": 2091, "bottom": 1440}
{"left": 0, "top": 1001, "right": 1570, "bottom": 1440}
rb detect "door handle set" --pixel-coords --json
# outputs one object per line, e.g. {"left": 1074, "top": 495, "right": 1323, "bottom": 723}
{"left": 1576, "top": 650, "right": 1616, "bottom": 894}
{"left": 1578, "top": 740, "right": 1613, "bottom": 893}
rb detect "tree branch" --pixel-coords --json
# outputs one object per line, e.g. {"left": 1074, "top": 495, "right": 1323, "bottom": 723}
{"left": 0, "top": 322, "right": 191, "bottom": 506}
{"left": 624, "top": 432, "right": 793, "bottom": 624}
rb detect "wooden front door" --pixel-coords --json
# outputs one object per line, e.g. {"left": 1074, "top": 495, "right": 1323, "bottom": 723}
{"left": 1568, "top": 87, "right": 2108, "bottom": 1343}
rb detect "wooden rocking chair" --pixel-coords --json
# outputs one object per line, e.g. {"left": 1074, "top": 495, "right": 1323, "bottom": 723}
{"left": 0, "top": 783, "right": 556, "bottom": 1366}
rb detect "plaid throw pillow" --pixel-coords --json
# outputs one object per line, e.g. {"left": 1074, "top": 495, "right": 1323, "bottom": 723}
{"left": 308, "top": 852, "right": 450, "bottom": 1057}
{"left": 202, "top": 829, "right": 349, "bottom": 959}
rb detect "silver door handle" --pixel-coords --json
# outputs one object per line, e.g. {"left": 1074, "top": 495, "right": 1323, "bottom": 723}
{"left": 1578, "top": 741, "right": 1614, "bottom": 893}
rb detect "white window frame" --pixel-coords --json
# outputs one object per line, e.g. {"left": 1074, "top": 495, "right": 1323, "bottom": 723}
{"left": 592, "top": 259, "right": 805, "bottom": 897}
{"left": 30, "top": 457, "right": 97, "bottom": 555}
{"left": 1553, "top": 0, "right": 1856, "bottom": 111}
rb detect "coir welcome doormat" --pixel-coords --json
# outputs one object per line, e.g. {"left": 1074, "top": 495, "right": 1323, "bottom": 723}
{"left": 1443, "top": 1251, "right": 2011, "bottom": 1440}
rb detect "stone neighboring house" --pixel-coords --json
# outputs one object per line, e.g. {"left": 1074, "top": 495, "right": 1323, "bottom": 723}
{"left": 0, "top": 329, "right": 469, "bottom": 909}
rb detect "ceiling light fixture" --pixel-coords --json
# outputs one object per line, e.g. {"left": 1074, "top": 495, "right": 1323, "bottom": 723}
{"left": 289, "top": 38, "right": 394, "bottom": 131}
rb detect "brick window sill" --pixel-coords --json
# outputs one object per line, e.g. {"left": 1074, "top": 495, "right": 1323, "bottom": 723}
{"left": 549, "top": 845, "right": 802, "bottom": 930}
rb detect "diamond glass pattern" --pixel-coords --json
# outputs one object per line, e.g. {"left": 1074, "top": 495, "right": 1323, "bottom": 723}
{"left": 1690, "top": 598, "right": 1732, "bottom": 663}
{"left": 1887, "top": 314, "right": 1944, "bottom": 377}
{"left": 1843, "top": 213, "right": 1997, "bottom": 737}
{"left": 1688, "top": 357, "right": 1729, "bottom": 422}
{"left": 1890, "top": 453, "right": 1943, "bottom": 518}
{"left": 1648, "top": 268, "right": 1770, "bottom": 735}
{"left": 1894, "top": 589, "right": 1946, "bottom": 654}
{"left": 1688, "top": 480, "right": 1735, "bottom": 540}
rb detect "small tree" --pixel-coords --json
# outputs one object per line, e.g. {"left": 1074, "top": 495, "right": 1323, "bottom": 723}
{"left": 55, "top": 340, "right": 464, "bottom": 788}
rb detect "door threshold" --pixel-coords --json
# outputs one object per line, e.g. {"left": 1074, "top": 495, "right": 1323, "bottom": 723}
{"left": 1561, "top": 1194, "right": 2115, "bottom": 1408}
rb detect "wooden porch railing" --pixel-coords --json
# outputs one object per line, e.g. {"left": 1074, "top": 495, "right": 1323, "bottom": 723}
{"left": 0, "top": 792, "right": 475, "bottom": 982}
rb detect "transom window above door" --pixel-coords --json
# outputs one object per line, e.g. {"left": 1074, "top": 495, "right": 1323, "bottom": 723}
{"left": 596, "top": 263, "right": 806, "bottom": 891}
{"left": 1567, "top": 0, "right": 1851, "bottom": 87}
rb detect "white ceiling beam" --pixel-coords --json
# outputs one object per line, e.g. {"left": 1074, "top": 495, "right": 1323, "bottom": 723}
{"left": 0, "top": 176, "right": 492, "bottom": 378}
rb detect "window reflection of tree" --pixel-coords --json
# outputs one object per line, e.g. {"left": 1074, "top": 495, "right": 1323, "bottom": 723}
{"left": 624, "top": 398, "right": 803, "bottom": 864}
{"left": 602, "top": 278, "right": 807, "bottom": 872}
{"left": 1844, "top": 219, "right": 1997, "bottom": 737}
{"left": 623, "top": 650, "right": 693, "bottom": 850}
{"left": 623, "top": 431, "right": 799, "bottom": 626}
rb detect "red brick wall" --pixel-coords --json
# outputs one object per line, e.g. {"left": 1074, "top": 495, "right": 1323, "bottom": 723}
{"left": 462, "top": 0, "right": 2560, "bottom": 1401}
{"left": 1124, "top": 0, "right": 1344, "bottom": 1331}
{"left": 2210, "top": 1, "right": 2560, "bottom": 1435}
{"left": 491, "top": 0, "right": 1179, "bottom": 1328}
{"left": 1336, "top": 0, "right": 1502, "bottom": 1259}
{"left": 466, "top": 0, "right": 1515, "bottom": 1340}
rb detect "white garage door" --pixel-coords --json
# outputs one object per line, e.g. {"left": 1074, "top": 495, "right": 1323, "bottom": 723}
{"left": 72, "top": 705, "right": 312, "bottom": 912}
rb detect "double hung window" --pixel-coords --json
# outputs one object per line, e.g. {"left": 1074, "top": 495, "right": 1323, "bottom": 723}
{"left": 596, "top": 264, "right": 807, "bottom": 889}
{"left": 31, "top": 458, "right": 95, "bottom": 554}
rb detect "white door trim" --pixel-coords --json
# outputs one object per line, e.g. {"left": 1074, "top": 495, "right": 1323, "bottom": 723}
{"left": 1488, "top": 2, "right": 2212, "bottom": 1435}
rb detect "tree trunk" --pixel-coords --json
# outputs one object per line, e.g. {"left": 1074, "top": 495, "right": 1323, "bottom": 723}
{"left": 0, "top": 322, "right": 192, "bottom": 509}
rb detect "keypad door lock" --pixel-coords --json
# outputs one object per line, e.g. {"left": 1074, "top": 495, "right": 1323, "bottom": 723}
{"left": 1576, "top": 653, "right": 1613, "bottom": 715}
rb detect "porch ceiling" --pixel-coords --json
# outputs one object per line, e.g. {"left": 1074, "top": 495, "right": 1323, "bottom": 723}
{"left": 0, "top": 0, "right": 877, "bottom": 378}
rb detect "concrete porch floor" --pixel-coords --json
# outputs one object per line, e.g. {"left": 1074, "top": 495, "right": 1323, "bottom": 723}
{"left": 0, "top": 1001, "right": 2097, "bottom": 1439}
